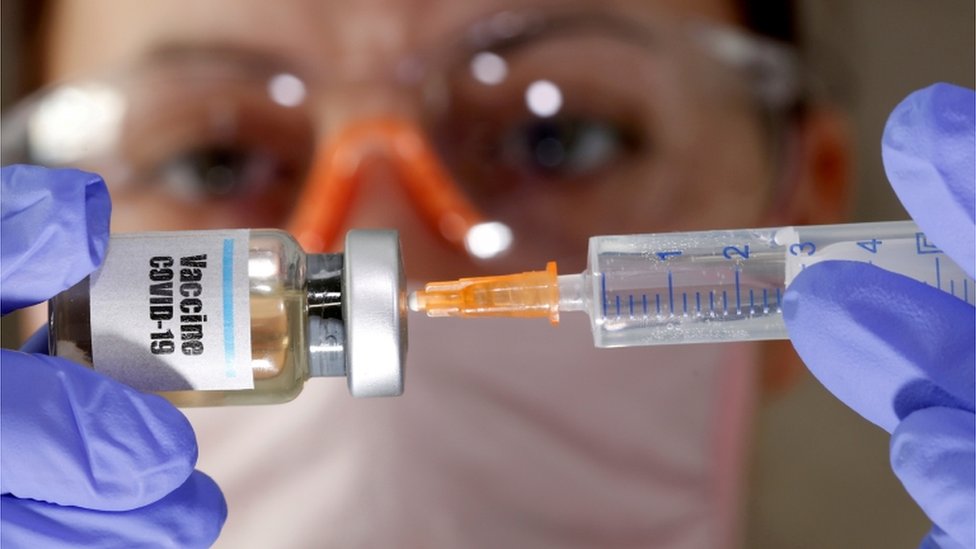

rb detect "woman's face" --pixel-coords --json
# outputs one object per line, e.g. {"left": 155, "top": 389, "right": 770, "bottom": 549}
{"left": 23, "top": 7, "right": 854, "bottom": 544}
{"left": 39, "top": 0, "right": 798, "bottom": 281}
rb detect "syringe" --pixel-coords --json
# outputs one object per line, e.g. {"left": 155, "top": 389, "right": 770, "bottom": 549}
{"left": 409, "top": 220, "right": 973, "bottom": 348}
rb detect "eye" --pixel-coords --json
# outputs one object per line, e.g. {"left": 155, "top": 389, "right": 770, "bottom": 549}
{"left": 499, "top": 114, "right": 642, "bottom": 180}
{"left": 157, "top": 144, "right": 290, "bottom": 200}
{"left": 101, "top": 70, "right": 316, "bottom": 209}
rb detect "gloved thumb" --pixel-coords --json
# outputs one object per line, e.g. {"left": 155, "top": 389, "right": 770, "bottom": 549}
{"left": 0, "top": 349, "right": 198, "bottom": 511}
{"left": 784, "top": 261, "right": 975, "bottom": 433}
{"left": 0, "top": 165, "right": 111, "bottom": 314}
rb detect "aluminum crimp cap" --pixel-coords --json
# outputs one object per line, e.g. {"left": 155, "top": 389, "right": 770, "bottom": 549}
{"left": 343, "top": 230, "right": 406, "bottom": 397}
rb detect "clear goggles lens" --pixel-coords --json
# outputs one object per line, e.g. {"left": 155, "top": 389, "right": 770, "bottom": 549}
{"left": 1, "top": 12, "right": 802, "bottom": 269}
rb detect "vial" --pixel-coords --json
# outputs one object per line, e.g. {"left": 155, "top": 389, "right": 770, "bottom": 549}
{"left": 48, "top": 229, "right": 406, "bottom": 406}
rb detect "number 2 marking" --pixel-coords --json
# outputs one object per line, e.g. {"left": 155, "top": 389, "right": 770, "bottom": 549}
{"left": 723, "top": 245, "right": 750, "bottom": 260}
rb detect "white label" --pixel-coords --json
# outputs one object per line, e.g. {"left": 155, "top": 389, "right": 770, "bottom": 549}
{"left": 89, "top": 231, "right": 254, "bottom": 392}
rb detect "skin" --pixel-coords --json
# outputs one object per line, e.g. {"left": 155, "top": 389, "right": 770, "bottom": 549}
{"left": 45, "top": 1, "right": 739, "bottom": 77}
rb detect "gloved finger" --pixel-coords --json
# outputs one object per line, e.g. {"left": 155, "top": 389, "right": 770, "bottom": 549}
{"left": 19, "top": 325, "right": 49, "bottom": 354}
{"left": 882, "top": 83, "right": 975, "bottom": 278}
{"left": 920, "top": 526, "right": 972, "bottom": 549}
{"left": 891, "top": 408, "right": 975, "bottom": 549}
{"left": 0, "top": 470, "right": 226, "bottom": 549}
{"left": 784, "top": 261, "right": 975, "bottom": 433}
{"left": 0, "top": 350, "right": 198, "bottom": 511}
{"left": 0, "top": 165, "right": 111, "bottom": 314}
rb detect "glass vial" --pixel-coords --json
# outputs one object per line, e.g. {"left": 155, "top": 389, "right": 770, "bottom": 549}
{"left": 49, "top": 229, "right": 406, "bottom": 406}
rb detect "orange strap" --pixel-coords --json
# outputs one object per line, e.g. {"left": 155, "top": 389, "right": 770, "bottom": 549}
{"left": 287, "top": 118, "right": 484, "bottom": 253}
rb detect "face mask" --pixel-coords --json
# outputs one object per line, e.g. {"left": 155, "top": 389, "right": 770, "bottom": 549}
{"left": 185, "top": 303, "right": 761, "bottom": 549}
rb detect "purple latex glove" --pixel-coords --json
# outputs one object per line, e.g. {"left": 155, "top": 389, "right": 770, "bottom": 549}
{"left": 1, "top": 165, "right": 226, "bottom": 547}
{"left": 784, "top": 84, "right": 975, "bottom": 549}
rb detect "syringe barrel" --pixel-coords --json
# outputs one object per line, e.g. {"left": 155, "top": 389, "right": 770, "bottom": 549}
{"left": 582, "top": 220, "right": 972, "bottom": 348}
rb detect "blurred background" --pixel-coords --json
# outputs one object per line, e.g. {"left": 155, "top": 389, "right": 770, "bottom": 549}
{"left": 746, "top": 2, "right": 974, "bottom": 547}
{"left": 2, "top": 1, "right": 973, "bottom": 547}
{"left": 750, "top": 2, "right": 973, "bottom": 547}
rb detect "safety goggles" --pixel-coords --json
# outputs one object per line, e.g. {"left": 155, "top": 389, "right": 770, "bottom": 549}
{"left": 1, "top": 9, "right": 804, "bottom": 268}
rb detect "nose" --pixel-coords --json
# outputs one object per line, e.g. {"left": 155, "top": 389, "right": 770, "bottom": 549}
{"left": 286, "top": 118, "right": 490, "bottom": 279}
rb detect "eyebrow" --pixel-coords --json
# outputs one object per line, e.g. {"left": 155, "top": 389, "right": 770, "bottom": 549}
{"left": 465, "top": 10, "right": 661, "bottom": 55}
{"left": 140, "top": 41, "right": 313, "bottom": 78}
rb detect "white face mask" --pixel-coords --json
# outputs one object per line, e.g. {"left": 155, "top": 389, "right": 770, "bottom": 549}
{"left": 186, "top": 310, "right": 761, "bottom": 549}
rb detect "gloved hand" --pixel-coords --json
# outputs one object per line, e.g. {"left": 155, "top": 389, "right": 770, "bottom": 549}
{"left": 1, "top": 165, "right": 226, "bottom": 548}
{"left": 784, "top": 83, "right": 975, "bottom": 549}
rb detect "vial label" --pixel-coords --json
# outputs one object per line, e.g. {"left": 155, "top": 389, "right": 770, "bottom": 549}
{"left": 89, "top": 231, "right": 254, "bottom": 392}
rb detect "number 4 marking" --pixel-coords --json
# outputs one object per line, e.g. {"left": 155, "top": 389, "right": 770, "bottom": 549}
{"left": 857, "top": 239, "right": 882, "bottom": 253}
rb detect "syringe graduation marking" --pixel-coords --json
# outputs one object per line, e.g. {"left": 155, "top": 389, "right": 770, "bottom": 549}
{"left": 601, "top": 273, "right": 608, "bottom": 319}
{"left": 936, "top": 266, "right": 974, "bottom": 305}
{"left": 598, "top": 245, "right": 795, "bottom": 323}
{"left": 603, "top": 278, "right": 789, "bottom": 321}
{"left": 734, "top": 269, "right": 741, "bottom": 313}
{"left": 667, "top": 271, "right": 675, "bottom": 315}
{"left": 417, "top": 223, "right": 973, "bottom": 345}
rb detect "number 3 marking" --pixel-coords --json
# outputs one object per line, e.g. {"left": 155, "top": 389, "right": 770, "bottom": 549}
{"left": 789, "top": 242, "right": 816, "bottom": 256}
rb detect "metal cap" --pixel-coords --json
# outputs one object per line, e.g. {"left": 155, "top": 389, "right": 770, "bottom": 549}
{"left": 343, "top": 230, "right": 406, "bottom": 397}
